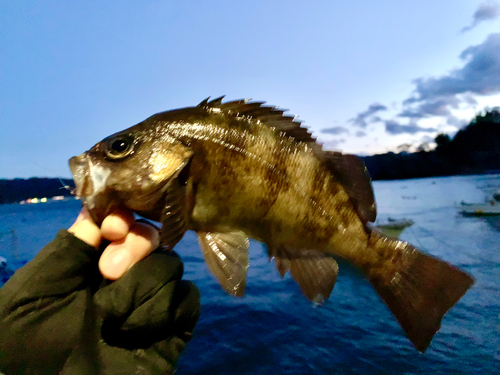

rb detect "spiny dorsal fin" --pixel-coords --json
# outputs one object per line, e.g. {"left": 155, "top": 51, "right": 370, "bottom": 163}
{"left": 199, "top": 97, "right": 325, "bottom": 158}
{"left": 205, "top": 95, "right": 225, "bottom": 107}
{"left": 199, "top": 97, "right": 376, "bottom": 223}
{"left": 197, "top": 97, "right": 211, "bottom": 107}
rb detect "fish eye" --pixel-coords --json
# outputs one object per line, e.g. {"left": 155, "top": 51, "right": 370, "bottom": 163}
{"left": 105, "top": 136, "right": 134, "bottom": 159}
{"left": 111, "top": 139, "right": 128, "bottom": 152}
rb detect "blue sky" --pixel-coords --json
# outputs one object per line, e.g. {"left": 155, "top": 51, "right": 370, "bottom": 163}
{"left": 1, "top": 1, "right": 499, "bottom": 179}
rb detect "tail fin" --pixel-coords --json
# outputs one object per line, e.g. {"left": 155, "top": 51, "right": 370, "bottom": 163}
{"left": 364, "top": 235, "right": 474, "bottom": 352}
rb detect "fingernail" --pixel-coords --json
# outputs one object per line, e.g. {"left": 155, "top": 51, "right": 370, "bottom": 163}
{"left": 104, "top": 250, "right": 133, "bottom": 279}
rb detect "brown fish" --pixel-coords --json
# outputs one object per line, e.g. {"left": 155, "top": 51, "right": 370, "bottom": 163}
{"left": 69, "top": 97, "right": 474, "bottom": 352}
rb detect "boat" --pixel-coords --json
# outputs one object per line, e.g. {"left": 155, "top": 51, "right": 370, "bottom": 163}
{"left": 375, "top": 218, "right": 414, "bottom": 238}
{"left": 457, "top": 191, "right": 500, "bottom": 216}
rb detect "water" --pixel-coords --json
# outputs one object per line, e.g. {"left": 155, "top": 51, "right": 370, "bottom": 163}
{"left": 0, "top": 175, "right": 499, "bottom": 374}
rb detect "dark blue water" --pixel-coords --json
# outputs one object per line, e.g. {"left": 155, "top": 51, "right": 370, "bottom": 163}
{"left": 1, "top": 175, "right": 499, "bottom": 374}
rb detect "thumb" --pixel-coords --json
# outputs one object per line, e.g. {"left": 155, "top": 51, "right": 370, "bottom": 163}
{"left": 68, "top": 207, "right": 102, "bottom": 248}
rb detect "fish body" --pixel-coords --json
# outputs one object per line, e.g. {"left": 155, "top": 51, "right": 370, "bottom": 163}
{"left": 69, "top": 97, "right": 474, "bottom": 352}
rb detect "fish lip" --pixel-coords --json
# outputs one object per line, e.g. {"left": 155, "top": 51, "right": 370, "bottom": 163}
{"left": 69, "top": 153, "right": 119, "bottom": 226}
{"left": 69, "top": 154, "right": 92, "bottom": 197}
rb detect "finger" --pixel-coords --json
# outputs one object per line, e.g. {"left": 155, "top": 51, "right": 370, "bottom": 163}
{"left": 98, "top": 222, "right": 160, "bottom": 280}
{"left": 101, "top": 207, "right": 135, "bottom": 241}
{"left": 68, "top": 206, "right": 102, "bottom": 248}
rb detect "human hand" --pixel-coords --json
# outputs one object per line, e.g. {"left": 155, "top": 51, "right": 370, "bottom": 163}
{"left": 0, "top": 207, "right": 200, "bottom": 375}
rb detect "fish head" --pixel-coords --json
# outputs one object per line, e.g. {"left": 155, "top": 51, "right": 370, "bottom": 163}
{"left": 69, "top": 126, "right": 193, "bottom": 225}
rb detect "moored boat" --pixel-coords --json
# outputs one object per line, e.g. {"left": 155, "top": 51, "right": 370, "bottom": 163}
{"left": 457, "top": 192, "right": 500, "bottom": 216}
{"left": 375, "top": 218, "right": 414, "bottom": 238}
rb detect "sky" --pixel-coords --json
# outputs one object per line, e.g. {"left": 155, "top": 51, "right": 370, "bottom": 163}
{"left": 1, "top": 0, "right": 499, "bottom": 179}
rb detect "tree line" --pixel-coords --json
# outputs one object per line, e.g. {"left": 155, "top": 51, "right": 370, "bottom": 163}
{"left": 362, "top": 109, "right": 500, "bottom": 180}
{"left": 0, "top": 178, "right": 75, "bottom": 204}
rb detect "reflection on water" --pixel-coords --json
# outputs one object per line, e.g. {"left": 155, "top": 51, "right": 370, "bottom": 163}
{"left": 480, "top": 216, "right": 500, "bottom": 232}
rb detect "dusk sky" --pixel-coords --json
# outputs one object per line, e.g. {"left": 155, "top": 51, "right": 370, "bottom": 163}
{"left": 1, "top": 1, "right": 499, "bottom": 179}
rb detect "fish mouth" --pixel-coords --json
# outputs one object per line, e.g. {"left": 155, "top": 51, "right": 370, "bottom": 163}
{"left": 69, "top": 154, "right": 120, "bottom": 226}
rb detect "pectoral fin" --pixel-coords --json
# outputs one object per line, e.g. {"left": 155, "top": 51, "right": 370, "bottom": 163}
{"left": 159, "top": 179, "right": 190, "bottom": 250}
{"left": 269, "top": 246, "right": 339, "bottom": 304}
{"left": 197, "top": 232, "right": 249, "bottom": 297}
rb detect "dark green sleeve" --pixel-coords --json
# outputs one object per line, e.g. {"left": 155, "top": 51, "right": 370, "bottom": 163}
{"left": 0, "top": 230, "right": 102, "bottom": 374}
{"left": 0, "top": 230, "right": 200, "bottom": 375}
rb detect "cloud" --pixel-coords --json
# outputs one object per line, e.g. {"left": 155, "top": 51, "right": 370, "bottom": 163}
{"left": 355, "top": 130, "right": 366, "bottom": 137}
{"left": 322, "top": 139, "right": 345, "bottom": 150}
{"left": 396, "top": 143, "right": 413, "bottom": 153}
{"left": 399, "top": 33, "right": 500, "bottom": 127}
{"left": 462, "top": 93, "right": 479, "bottom": 106}
{"left": 404, "top": 33, "right": 500, "bottom": 103}
{"left": 320, "top": 126, "right": 349, "bottom": 135}
{"left": 349, "top": 103, "right": 388, "bottom": 128}
{"left": 446, "top": 115, "right": 469, "bottom": 128}
{"left": 420, "top": 135, "right": 435, "bottom": 144}
{"left": 399, "top": 97, "right": 460, "bottom": 118}
{"left": 384, "top": 120, "right": 437, "bottom": 135}
{"left": 344, "top": 33, "right": 499, "bottom": 149}
{"left": 461, "top": 1, "right": 500, "bottom": 33}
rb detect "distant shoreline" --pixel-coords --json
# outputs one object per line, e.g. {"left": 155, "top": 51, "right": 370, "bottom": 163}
{"left": 1, "top": 169, "right": 499, "bottom": 205}
{"left": 0, "top": 177, "right": 75, "bottom": 205}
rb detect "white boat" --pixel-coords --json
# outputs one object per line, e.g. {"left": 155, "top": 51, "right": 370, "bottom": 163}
{"left": 457, "top": 192, "right": 500, "bottom": 216}
{"left": 375, "top": 218, "right": 414, "bottom": 238}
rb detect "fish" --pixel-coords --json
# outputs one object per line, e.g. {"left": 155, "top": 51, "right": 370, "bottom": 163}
{"left": 69, "top": 97, "right": 474, "bottom": 352}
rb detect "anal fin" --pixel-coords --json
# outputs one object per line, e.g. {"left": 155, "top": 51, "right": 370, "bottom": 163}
{"left": 269, "top": 246, "right": 339, "bottom": 304}
{"left": 197, "top": 232, "right": 249, "bottom": 297}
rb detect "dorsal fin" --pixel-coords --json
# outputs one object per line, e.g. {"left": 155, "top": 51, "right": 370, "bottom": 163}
{"left": 324, "top": 152, "right": 377, "bottom": 223}
{"left": 198, "top": 97, "right": 376, "bottom": 223}
{"left": 199, "top": 97, "right": 326, "bottom": 158}
{"left": 206, "top": 95, "right": 225, "bottom": 107}
{"left": 197, "top": 97, "right": 211, "bottom": 107}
